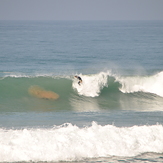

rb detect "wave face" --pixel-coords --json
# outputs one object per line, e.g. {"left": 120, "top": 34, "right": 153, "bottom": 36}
{"left": 0, "top": 122, "right": 163, "bottom": 162}
{"left": 0, "top": 71, "right": 163, "bottom": 112}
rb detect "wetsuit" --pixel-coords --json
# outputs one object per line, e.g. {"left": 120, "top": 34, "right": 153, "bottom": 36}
{"left": 77, "top": 76, "right": 82, "bottom": 81}
{"left": 75, "top": 76, "right": 82, "bottom": 85}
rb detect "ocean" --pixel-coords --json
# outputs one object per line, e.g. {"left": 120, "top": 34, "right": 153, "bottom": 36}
{"left": 0, "top": 20, "right": 163, "bottom": 162}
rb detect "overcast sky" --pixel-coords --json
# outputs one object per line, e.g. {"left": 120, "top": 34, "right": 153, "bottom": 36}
{"left": 0, "top": 0, "right": 163, "bottom": 20}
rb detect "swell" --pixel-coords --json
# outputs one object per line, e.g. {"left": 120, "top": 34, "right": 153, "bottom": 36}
{"left": 0, "top": 76, "right": 72, "bottom": 99}
{"left": 0, "top": 76, "right": 73, "bottom": 112}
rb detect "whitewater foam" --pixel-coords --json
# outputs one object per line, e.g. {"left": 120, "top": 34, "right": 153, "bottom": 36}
{"left": 72, "top": 72, "right": 109, "bottom": 97}
{"left": 0, "top": 122, "right": 163, "bottom": 162}
{"left": 117, "top": 71, "right": 163, "bottom": 97}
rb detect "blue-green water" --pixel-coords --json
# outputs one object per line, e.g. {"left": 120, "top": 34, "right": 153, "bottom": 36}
{"left": 0, "top": 20, "right": 163, "bottom": 162}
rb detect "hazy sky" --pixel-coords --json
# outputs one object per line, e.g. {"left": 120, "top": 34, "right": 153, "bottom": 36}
{"left": 0, "top": 0, "right": 163, "bottom": 20}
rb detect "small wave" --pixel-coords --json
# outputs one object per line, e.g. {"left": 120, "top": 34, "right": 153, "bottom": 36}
{"left": 0, "top": 122, "right": 163, "bottom": 162}
{"left": 2, "top": 73, "right": 59, "bottom": 78}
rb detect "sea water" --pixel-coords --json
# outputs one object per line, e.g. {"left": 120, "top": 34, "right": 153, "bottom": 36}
{"left": 0, "top": 20, "right": 163, "bottom": 162}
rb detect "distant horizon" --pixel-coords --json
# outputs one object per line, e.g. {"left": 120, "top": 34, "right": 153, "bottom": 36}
{"left": 1, "top": 19, "right": 163, "bottom": 21}
{"left": 0, "top": 0, "right": 163, "bottom": 21}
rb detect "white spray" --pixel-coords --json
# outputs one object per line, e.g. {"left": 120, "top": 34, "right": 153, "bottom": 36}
{"left": 117, "top": 71, "right": 163, "bottom": 97}
{"left": 73, "top": 72, "right": 109, "bottom": 97}
{"left": 0, "top": 123, "right": 163, "bottom": 162}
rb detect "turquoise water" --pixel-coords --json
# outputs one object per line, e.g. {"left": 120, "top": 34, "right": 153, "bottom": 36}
{"left": 0, "top": 20, "right": 163, "bottom": 162}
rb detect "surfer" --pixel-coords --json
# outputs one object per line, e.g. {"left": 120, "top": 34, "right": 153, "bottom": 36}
{"left": 74, "top": 76, "right": 82, "bottom": 85}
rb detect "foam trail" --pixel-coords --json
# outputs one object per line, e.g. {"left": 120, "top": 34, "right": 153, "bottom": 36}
{"left": 0, "top": 122, "right": 163, "bottom": 162}
{"left": 117, "top": 71, "right": 163, "bottom": 97}
{"left": 72, "top": 72, "right": 109, "bottom": 97}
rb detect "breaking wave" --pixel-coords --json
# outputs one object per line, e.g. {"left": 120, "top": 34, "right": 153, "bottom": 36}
{"left": 73, "top": 71, "right": 163, "bottom": 98}
{"left": 0, "top": 71, "right": 163, "bottom": 112}
{"left": 72, "top": 72, "right": 109, "bottom": 97}
{"left": 0, "top": 122, "right": 163, "bottom": 162}
{"left": 1, "top": 70, "right": 163, "bottom": 98}
{"left": 117, "top": 71, "right": 163, "bottom": 97}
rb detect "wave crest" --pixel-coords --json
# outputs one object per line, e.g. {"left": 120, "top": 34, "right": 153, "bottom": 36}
{"left": 72, "top": 71, "right": 163, "bottom": 98}
{"left": 117, "top": 71, "right": 163, "bottom": 97}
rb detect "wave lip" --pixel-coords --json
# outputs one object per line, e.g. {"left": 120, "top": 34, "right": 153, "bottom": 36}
{"left": 117, "top": 71, "right": 163, "bottom": 97}
{"left": 0, "top": 122, "right": 163, "bottom": 162}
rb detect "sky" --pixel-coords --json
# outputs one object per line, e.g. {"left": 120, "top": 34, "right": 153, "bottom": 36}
{"left": 0, "top": 0, "right": 163, "bottom": 20}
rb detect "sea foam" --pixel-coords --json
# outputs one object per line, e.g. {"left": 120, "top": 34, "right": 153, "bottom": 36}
{"left": 72, "top": 72, "right": 109, "bottom": 97}
{"left": 0, "top": 122, "right": 163, "bottom": 162}
{"left": 117, "top": 71, "right": 163, "bottom": 97}
{"left": 72, "top": 71, "right": 163, "bottom": 98}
